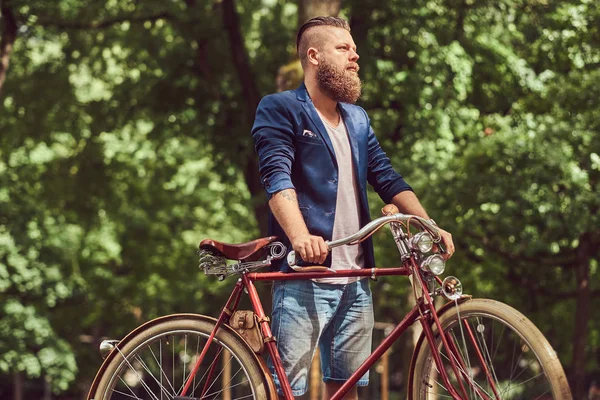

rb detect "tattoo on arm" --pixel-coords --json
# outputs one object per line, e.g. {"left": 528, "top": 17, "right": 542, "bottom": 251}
{"left": 278, "top": 189, "right": 297, "bottom": 203}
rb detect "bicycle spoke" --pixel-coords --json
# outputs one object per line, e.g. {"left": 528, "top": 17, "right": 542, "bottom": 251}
{"left": 490, "top": 321, "right": 506, "bottom": 366}
{"left": 135, "top": 355, "right": 174, "bottom": 400}
{"left": 183, "top": 334, "right": 187, "bottom": 387}
{"left": 193, "top": 335, "right": 200, "bottom": 396}
{"left": 454, "top": 301, "right": 474, "bottom": 398}
{"left": 499, "top": 370, "right": 546, "bottom": 398}
{"left": 148, "top": 341, "right": 176, "bottom": 397}
{"left": 501, "top": 352, "right": 530, "bottom": 396}
{"left": 113, "top": 383, "right": 144, "bottom": 400}
{"left": 201, "top": 351, "right": 237, "bottom": 397}
{"left": 533, "top": 388, "right": 552, "bottom": 400}
{"left": 474, "top": 317, "right": 500, "bottom": 392}
{"left": 176, "top": 335, "right": 201, "bottom": 397}
{"left": 172, "top": 335, "right": 175, "bottom": 393}
{"left": 189, "top": 347, "right": 223, "bottom": 395}
{"left": 427, "top": 362, "right": 451, "bottom": 396}
{"left": 159, "top": 340, "right": 163, "bottom": 400}
{"left": 203, "top": 377, "right": 251, "bottom": 398}
{"left": 114, "top": 348, "right": 161, "bottom": 400}
{"left": 508, "top": 332, "right": 519, "bottom": 385}
{"left": 115, "top": 376, "right": 144, "bottom": 400}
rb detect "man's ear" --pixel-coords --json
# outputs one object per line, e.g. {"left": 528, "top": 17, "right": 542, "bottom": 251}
{"left": 307, "top": 48, "right": 319, "bottom": 66}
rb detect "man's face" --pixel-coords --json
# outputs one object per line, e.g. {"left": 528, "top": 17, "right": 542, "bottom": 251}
{"left": 314, "top": 27, "right": 361, "bottom": 104}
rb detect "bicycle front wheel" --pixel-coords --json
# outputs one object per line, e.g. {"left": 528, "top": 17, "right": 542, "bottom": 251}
{"left": 93, "top": 316, "right": 271, "bottom": 400}
{"left": 409, "top": 299, "right": 571, "bottom": 400}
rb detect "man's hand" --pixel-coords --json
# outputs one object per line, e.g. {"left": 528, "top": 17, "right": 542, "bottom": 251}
{"left": 291, "top": 233, "right": 329, "bottom": 264}
{"left": 437, "top": 227, "right": 455, "bottom": 260}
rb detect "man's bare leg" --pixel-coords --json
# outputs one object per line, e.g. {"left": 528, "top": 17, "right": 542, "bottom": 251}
{"left": 324, "top": 382, "right": 358, "bottom": 400}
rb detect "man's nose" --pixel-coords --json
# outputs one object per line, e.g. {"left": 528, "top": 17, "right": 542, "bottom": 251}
{"left": 349, "top": 49, "right": 359, "bottom": 62}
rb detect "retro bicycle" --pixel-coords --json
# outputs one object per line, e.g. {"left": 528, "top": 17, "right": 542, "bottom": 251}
{"left": 87, "top": 204, "right": 572, "bottom": 399}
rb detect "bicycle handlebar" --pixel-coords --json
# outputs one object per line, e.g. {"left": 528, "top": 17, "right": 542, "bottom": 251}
{"left": 287, "top": 213, "right": 441, "bottom": 267}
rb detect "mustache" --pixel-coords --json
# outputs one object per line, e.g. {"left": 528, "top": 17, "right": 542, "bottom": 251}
{"left": 346, "top": 63, "right": 360, "bottom": 72}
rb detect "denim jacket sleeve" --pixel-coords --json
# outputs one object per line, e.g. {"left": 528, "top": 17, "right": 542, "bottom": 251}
{"left": 251, "top": 95, "right": 296, "bottom": 198}
{"left": 364, "top": 111, "right": 413, "bottom": 204}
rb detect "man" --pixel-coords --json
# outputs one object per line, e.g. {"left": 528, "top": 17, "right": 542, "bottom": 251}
{"left": 252, "top": 16, "right": 454, "bottom": 399}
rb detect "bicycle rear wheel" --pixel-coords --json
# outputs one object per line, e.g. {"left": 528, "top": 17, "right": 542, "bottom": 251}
{"left": 409, "top": 299, "right": 571, "bottom": 400}
{"left": 93, "top": 316, "right": 271, "bottom": 400}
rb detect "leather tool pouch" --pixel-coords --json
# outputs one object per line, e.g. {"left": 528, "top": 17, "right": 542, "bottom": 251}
{"left": 230, "top": 310, "right": 264, "bottom": 354}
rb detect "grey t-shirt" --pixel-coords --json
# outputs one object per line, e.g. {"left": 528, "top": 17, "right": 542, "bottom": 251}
{"left": 314, "top": 111, "right": 365, "bottom": 284}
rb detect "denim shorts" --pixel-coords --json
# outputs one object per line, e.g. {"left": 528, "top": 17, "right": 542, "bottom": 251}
{"left": 267, "top": 278, "right": 374, "bottom": 396}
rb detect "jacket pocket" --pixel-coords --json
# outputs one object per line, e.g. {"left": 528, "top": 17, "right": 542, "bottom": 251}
{"left": 295, "top": 135, "right": 324, "bottom": 146}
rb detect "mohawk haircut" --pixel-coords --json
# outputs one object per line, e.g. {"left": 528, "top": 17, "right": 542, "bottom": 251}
{"left": 296, "top": 16, "right": 351, "bottom": 68}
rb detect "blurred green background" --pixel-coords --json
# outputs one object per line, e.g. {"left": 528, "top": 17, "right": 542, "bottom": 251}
{"left": 0, "top": 0, "right": 598, "bottom": 398}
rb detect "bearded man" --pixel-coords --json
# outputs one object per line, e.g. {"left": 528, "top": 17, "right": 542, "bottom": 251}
{"left": 252, "top": 16, "right": 455, "bottom": 399}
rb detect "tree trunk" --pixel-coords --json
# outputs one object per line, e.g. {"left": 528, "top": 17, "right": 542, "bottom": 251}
{"left": 277, "top": 0, "right": 343, "bottom": 92}
{"left": 298, "top": 0, "right": 342, "bottom": 25}
{"left": 243, "top": 155, "right": 269, "bottom": 237}
{"left": 221, "top": 0, "right": 269, "bottom": 235}
{"left": 13, "top": 372, "right": 23, "bottom": 400}
{"left": 571, "top": 232, "right": 593, "bottom": 400}
{"left": 0, "top": 5, "right": 18, "bottom": 97}
{"left": 43, "top": 376, "right": 51, "bottom": 400}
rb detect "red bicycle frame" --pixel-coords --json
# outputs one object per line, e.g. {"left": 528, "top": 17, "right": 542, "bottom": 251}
{"left": 180, "top": 259, "right": 495, "bottom": 400}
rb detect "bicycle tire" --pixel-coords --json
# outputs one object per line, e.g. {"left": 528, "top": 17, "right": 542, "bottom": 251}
{"left": 92, "top": 315, "right": 272, "bottom": 400}
{"left": 409, "top": 298, "right": 572, "bottom": 400}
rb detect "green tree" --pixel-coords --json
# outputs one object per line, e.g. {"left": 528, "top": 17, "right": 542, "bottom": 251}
{"left": 1, "top": 0, "right": 598, "bottom": 398}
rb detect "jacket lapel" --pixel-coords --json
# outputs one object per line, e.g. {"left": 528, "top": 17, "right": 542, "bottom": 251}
{"left": 297, "top": 83, "right": 337, "bottom": 162}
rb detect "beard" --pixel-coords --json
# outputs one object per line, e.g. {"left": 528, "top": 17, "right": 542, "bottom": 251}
{"left": 316, "top": 57, "right": 362, "bottom": 104}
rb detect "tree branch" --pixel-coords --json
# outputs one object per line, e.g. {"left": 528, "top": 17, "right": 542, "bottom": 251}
{"left": 221, "top": 0, "right": 261, "bottom": 118}
{"left": 0, "top": 5, "right": 18, "bottom": 97}
{"left": 36, "top": 11, "right": 179, "bottom": 30}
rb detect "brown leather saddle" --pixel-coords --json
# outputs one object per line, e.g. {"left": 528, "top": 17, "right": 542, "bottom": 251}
{"left": 199, "top": 236, "right": 278, "bottom": 262}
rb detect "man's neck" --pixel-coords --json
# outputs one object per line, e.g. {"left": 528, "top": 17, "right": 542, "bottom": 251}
{"left": 305, "top": 79, "right": 338, "bottom": 117}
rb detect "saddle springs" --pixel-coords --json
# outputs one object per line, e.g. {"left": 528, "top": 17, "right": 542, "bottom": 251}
{"left": 198, "top": 241, "right": 286, "bottom": 280}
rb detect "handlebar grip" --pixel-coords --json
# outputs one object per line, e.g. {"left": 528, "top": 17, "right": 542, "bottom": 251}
{"left": 287, "top": 241, "right": 331, "bottom": 267}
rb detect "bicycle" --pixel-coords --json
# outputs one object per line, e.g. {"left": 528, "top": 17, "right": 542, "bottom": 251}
{"left": 87, "top": 204, "right": 572, "bottom": 400}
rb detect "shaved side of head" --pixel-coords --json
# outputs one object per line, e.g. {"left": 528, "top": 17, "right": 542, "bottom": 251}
{"left": 297, "top": 16, "right": 350, "bottom": 69}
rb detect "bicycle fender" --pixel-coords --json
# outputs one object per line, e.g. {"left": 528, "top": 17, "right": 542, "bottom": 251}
{"left": 86, "top": 313, "right": 277, "bottom": 400}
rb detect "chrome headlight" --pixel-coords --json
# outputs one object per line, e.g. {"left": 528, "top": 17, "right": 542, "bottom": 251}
{"left": 411, "top": 232, "right": 434, "bottom": 253}
{"left": 421, "top": 254, "right": 445, "bottom": 275}
{"left": 99, "top": 340, "right": 119, "bottom": 359}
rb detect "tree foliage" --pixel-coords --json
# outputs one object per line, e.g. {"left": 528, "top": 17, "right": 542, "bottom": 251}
{"left": 0, "top": 0, "right": 598, "bottom": 398}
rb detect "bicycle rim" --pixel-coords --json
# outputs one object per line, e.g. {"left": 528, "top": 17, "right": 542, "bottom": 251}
{"left": 94, "top": 318, "right": 268, "bottom": 400}
{"left": 411, "top": 299, "right": 571, "bottom": 400}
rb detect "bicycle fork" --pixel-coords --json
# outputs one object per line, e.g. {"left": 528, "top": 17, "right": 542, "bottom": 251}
{"left": 415, "top": 271, "right": 497, "bottom": 400}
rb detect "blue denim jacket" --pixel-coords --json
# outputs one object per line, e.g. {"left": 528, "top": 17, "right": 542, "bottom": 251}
{"left": 252, "top": 83, "right": 412, "bottom": 272}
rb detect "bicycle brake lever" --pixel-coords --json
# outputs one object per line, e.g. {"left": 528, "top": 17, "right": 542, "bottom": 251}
{"left": 437, "top": 242, "right": 447, "bottom": 254}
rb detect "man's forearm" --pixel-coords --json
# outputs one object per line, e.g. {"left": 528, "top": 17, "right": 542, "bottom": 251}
{"left": 391, "top": 190, "right": 430, "bottom": 220}
{"left": 268, "top": 189, "right": 309, "bottom": 242}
